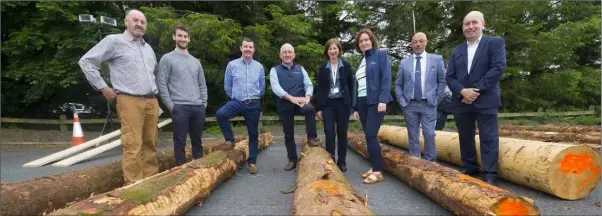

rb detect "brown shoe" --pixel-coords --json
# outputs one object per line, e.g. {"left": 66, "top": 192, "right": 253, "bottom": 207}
{"left": 307, "top": 138, "right": 320, "bottom": 147}
{"left": 284, "top": 161, "right": 297, "bottom": 171}
{"left": 248, "top": 164, "right": 257, "bottom": 174}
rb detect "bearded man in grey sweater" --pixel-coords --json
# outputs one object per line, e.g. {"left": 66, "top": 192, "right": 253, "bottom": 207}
{"left": 156, "top": 24, "right": 208, "bottom": 165}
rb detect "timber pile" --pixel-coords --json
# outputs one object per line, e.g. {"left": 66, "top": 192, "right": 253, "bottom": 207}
{"left": 1, "top": 136, "right": 246, "bottom": 216}
{"left": 347, "top": 134, "right": 539, "bottom": 215}
{"left": 499, "top": 124, "right": 600, "bottom": 133}
{"left": 48, "top": 133, "right": 272, "bottom": 215}
{"left": 378, "top": 125, "right": 601, "bottom": 200}
{"left": 291, "top": 142, "right": 373, "bottom": 215}
{"left": 495, "top": 129, "right": 600, "bottom": 145}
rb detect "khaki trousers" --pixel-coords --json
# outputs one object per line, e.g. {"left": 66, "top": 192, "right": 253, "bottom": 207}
{"left": 116, "top": 95, "right": 160, "bottom": 184}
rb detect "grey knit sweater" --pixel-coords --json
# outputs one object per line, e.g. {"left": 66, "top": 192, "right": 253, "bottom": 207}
{"left": 156, "top": 50, "right": 208, "bottom": 110}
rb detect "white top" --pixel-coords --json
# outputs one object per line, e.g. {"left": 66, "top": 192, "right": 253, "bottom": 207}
{"left": 356, "top": 58, "right": 367, "bottom": 97}
{"left": 412, "top": 52, "right": 427, "bottom": 99}
{"left": 467, "top": 34, "right": 483, "bottom": 74}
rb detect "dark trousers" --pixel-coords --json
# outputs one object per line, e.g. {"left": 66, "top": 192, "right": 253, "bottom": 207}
{"left": 278, "top": 103, "right": 317, "bottom": 162}
{"left": 356, "top": 97, "right": 384, "bottom": 172}
{"left": 322, "top": 98, "right": 351, "bottom": 165}
{"left": 216, "top": 100, "right": 261, "bottom": 164}
{"left": 435, "top": 97, "right": 453, "bottom": 130}
{"left": 172, "top": 104, "right": 206, "bottom": 165}
{"left": 453, "top": 107, "right": 499, "bottom": 174}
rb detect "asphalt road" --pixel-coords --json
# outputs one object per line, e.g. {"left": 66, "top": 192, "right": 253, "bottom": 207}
{"left": 1, "top": 136, "right": 600, "bottom": 215}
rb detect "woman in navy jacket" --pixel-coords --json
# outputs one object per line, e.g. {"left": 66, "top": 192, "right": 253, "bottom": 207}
{"left": 315, "top": 38, "right": 354, "bottom": 172}
{"left": 352, "top": 28, "right": 393, "bottom": 184}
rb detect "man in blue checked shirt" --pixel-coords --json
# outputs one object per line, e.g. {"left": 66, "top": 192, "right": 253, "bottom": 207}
{"left": 216, "top": 37, "right": 265, "bottom": 174}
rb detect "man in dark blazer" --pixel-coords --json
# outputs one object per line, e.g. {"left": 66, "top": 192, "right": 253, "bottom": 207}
{"left": 445, "top": 11, "right": 507, "bottom": 186}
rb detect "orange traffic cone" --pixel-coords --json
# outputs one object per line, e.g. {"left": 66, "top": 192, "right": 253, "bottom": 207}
{"left": 72, "top": 113, "right": 85, "bottom": 146}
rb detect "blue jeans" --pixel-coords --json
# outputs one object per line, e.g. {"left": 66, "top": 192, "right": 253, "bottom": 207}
{"left": 356, "top": 97, "right": 384, "bottom": 172}
{"left": 171, "top": 104, "right": 206, "bottom": 165}
{"left": 216, "top": 100, "right": 261, "bottom": 164}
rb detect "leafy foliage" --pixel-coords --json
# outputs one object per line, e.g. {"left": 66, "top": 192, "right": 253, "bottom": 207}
{"left": 1, "top": 1, "right": 599, "bottom": 118}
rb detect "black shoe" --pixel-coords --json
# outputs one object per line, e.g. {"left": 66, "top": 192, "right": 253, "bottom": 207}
{"left": 284, "top": 161, "right": 297, "bottom": 171}
{"left": 460, "top": 168, "right": 479, "bottom": 176}
{"left": 481, "top": 173, "right": 498, "bottom": 186}
{"left": 337, "top": 163, "right": 347, "bottom": 172}
{"left": 307, "top": 138, "right": 320, "bottom": 147}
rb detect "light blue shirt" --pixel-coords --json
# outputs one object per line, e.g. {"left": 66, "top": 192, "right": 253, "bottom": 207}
{"left": 224, "top": 57, "right": 265, "bottom": 101}
{"left": 269, "top": 64, "right": 313, "bottom": 98}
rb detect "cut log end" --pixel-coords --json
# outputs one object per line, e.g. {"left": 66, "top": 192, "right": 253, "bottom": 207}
{"left": 550, "top": 146, "right": 601, "bottom": 200}
{"left": 492, "top": 197, "right": 540, "bottom": 216}
{"left": 292, "top": 146, "right": 374, "bottom": 216}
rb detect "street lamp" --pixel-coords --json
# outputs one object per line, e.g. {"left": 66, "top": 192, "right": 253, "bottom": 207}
{"left": 78, "top": 13, "right": 118, "bottom": 137}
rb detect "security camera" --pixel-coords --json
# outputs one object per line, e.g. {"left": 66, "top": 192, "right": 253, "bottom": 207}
{"left": 78, "top": 14, "right": 96, "bottom": 23}
{"left": 100, "top": 16, "right": 117, "bottom": 27}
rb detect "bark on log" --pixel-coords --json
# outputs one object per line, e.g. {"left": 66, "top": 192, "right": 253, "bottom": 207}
{"left": 496, "top": 129, "right": 600, "bottom": 145}
{"left": 499, "top": 124, "right": 600, "bottom": 133}
{"left": 291, "top": 144, "right": 374, "bottom": 215}
{"left": 348, "top": 133, "right": 540, "bottom": 216}
{"left": 378, "top": 125, "right": 601, "bottom": 200}
{"left": 0, "top": 136, "right": 246, "bottom": 216}
{"left": 48, "top": 133, "right": 272, "bottom": 215}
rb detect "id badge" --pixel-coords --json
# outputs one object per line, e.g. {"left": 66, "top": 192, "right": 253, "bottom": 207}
{"left": 332, "top": 87, "right": 340, "bottom": 94}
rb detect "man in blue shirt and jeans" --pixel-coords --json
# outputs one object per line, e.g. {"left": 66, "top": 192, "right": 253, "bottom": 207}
{"left": 216, "top": 37, "right": 265, "bottom": 174}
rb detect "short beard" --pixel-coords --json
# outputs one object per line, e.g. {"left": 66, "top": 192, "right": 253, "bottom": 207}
{"left": 176, "top": 43, "right": 187, "bottom": 49}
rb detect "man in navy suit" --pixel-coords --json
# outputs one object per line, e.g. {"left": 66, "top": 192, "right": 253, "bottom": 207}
{"left": 445, "top": 11, "right": 507, "bottom": 186}
{"left": 395, "top": 32, "right": 446, "bottom": 161}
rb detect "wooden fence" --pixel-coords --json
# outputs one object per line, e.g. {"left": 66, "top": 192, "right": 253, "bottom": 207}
{"left": 1, "top": 106, "right": 596, "bottom": 131}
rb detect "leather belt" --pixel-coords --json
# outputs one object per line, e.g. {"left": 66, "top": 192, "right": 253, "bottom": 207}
{"left": 242, "top": 99, "right": 258, "bottom": 104}
{"left": 117, "top": 92, "right": 156, "bottom": 98}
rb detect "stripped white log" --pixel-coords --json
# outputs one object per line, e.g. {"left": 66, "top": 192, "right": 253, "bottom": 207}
{"left": 22, "top": 130, "right": 121, "bottom": 168}
{"left": 51, "top": 119, "right": 172, "bottom": 167}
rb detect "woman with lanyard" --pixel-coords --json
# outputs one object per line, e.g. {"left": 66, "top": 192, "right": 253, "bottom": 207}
{"left": 315, "top": 38, "right": 355, "bottom": 172}
{"left": 352, "top": 28, "right": 393, "bottom": 184}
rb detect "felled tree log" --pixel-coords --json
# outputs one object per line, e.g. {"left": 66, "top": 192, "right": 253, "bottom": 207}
{"left": 348, "top": 133, "right": 540, "bottom": 215}
{"left": 291, "top": 143, "right": 374, "bottom": 215}
{"left": 48, "top": 133, "right": 272, "bottom": 215}
{"left": 495, "top": 129, "right": 600, "bottom": 144}
{"left": 378, "top": 125, "right": 601, "bottom": 200}
{"left": 500, "top": 124, "right": 600, "bottom": 133}
{"left": 1, "top": 136, "right": 245, "bottom": 216}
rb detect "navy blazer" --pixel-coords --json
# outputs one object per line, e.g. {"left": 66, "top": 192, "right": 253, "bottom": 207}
{"left": 315, "top": 60, "right": 354, "bottom": 112}
{"left": 445, "top": 36, "right": 507, "bottom": 110}
{"left": 352, "top": 48, "right": 394, "bottom": 111}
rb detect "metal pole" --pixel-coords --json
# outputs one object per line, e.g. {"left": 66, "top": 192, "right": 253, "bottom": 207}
{"left": 412, "top": 2, "right": 416, "bottom": 34}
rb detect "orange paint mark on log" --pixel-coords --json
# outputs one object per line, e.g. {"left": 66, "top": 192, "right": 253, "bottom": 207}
{"left": 579, "top": 166, "right": 601, "bottom": 190}
{"left": 82, "top": 208, "right": 98, "bottom": 214}
{"left": 459, "top": 174, "right": 503, "bottom": 192}
{"left": 308, "top": 180, "right": 342, "bottom": 196}
{"left": 497, "top": 199, "right": 529, "bottom": 216}
{"left": 560, "top": 153, "right": 593, "bottom": 174}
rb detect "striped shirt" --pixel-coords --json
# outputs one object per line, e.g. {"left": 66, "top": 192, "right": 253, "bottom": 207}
{"left": 79, "top": 30, "right": 158, "bottom": 95}
{"left": 356, "top": 57, "right": 367, "bottom": 97}
{"left": 224, "top": 57, "right": 266, "bottom": 101}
